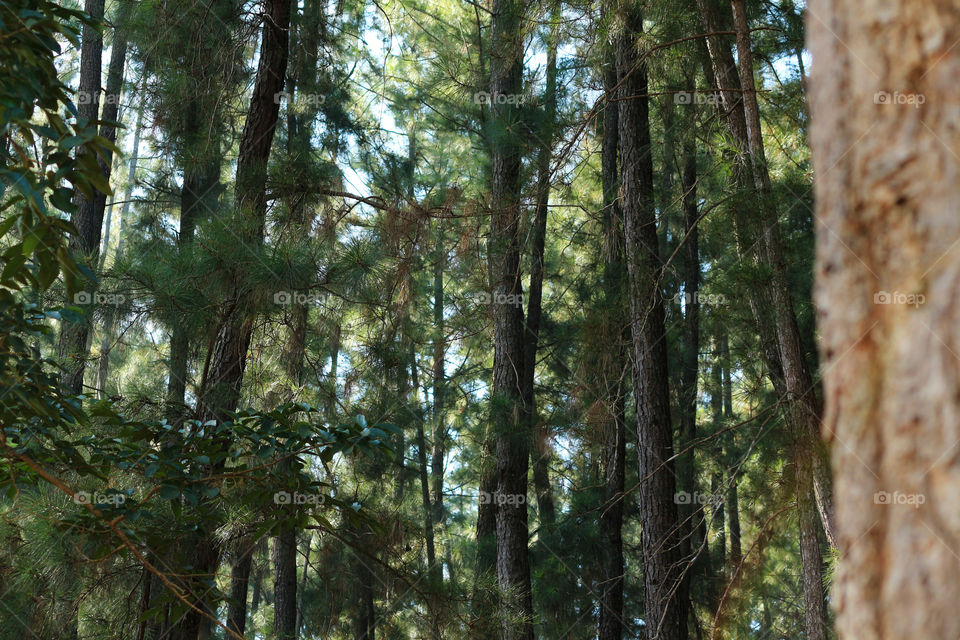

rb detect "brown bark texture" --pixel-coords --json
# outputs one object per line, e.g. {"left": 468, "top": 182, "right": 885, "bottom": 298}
{"left": 809, "top": 0, "right": 960, "bottom": 638}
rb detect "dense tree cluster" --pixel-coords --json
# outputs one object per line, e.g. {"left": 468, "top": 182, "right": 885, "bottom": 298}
{"left": 5, "top": 0, "right": 944, "bottom": 639}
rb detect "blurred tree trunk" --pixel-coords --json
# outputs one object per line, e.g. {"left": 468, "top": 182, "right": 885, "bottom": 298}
{"left": 809, "top": 0, "right": 960, "bottom": 637}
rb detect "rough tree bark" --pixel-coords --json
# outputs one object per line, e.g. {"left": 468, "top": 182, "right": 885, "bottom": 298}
{"left": 484, "top": 0, "right": 532, "bottom": 636}
{"left": 274, "top": 530, "right": 298, "bottom": 640}
{"left": 616, "top": 3, "right": 688, "bottom": 637}
{"left": 808, "top": 0, "right": 960, "bottom": 638}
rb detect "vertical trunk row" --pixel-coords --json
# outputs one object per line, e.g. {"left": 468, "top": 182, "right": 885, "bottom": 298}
{"left": 616, "top": 4, "right": 688, "bottom": 638}
{"left": 695, "top": 4, "right": 829, "bottom": 637}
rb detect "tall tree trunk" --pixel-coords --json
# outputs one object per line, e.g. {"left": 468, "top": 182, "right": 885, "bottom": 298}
{"left": 97, "top": 77, "right": 145, "bottom": 399}
{"left": 95, "top": 1, "right": 130, "bottom": 274}
{"left": 353, "top": 546, "right": 376, "bottom": 640}
{"left": 198, "top": 0, "right": 290, "bottom": 422}
{"left": 413, "top": 344, "right": 440, "bottom": 638}
{"left": 524, "top": 6, "right": 559, "bottom": 530}
{"left": 136, "top": 566, "right": 152, "bottom": 640}
{"left": 709, "top": 354, "right": 726, "bottom": 571}
{"left": 727, "top": 4, "right": 828, "bottom": 639}
{"left": 677, "top": 67, "right": 702, "bottom": 629}
{"left": 808, "top": 1, "right": 960, "bottom": 638}
{"left": 59, "top": 0, "right": 105, "bottom": 395}
{"left": 483, "top": 0, "right": 532, "bottom": 636}
{"left": 250, "top": 543, "right": 265, "bottom": 621}
{"left": 597, "top": 34, "right": 627, "bottom": 640}
{"left": 616, "top": 4, "right": 688, "bottom": 638}
{"left": 719, "top": 334, "right": 741, "bottom": 567}
{"left": 166, "top": 115, "right": 221, "bottom": 423}
{"left": 415, "top": 369, "right": 438, "bottom": 577}
{"left": 430, "top": 218, "right": 447, "bottom": 591}
{"left": 169, "top": 5, "right": 291, "bottom": 639}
